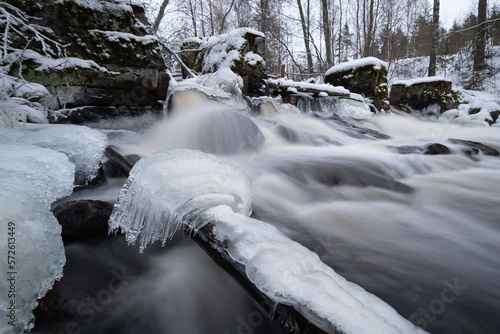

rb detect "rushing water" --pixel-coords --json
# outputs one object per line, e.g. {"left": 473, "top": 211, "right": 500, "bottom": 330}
{"left": 36, "top": 93, "right": 500, "bottom": 334}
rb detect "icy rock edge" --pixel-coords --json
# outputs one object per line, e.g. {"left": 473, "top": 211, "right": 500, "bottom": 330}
{"left": 0, "top": 125, "right": 107, "bottom": 333}
{"left": 0, "top": 145, "right": 74, "bottom": 334}
{"left": 108, "top": 149, "right": 428, "bottom": 334}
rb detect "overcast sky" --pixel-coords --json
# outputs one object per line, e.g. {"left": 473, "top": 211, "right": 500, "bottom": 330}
{"left": 436, "top": 0, "right": 500, "bottom": 28}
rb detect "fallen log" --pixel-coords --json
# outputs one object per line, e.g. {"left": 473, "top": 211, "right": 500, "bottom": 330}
{"left": 104, "top": 146, "right": 134, "bottom": 175}
{"left": 107, "top": 147, "right": 331, "bottom": 334}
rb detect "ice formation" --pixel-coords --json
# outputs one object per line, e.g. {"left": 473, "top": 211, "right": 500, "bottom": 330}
{"left": 109, "top": 149, "right": 252, "bottom": 252}
{"left": 0, "top": 144, "right": 74, "bottom": 333}
{"left": 108, "top": 148, "right": 428, "bottom": 334}
{"left": 19, "top": 125, "right": 107, "bottom": 186}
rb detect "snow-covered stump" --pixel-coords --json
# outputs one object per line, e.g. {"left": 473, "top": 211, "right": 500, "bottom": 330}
{"left": 325, "top": 57, "right": 388, "bottom": 111}
{"left": 390, "top": 77, "right": 459, "bottom": 115}
{"left": 179, "top": 28, "right": 268, "bottom": 96}
{"left": 109, "top": 149, "right": 429, "bottom": 334}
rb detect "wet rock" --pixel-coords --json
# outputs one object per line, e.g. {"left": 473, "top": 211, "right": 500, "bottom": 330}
{"left": 394, "top": 143, "right": 451, "bottom": 155}
{"left": 49, "top": 106, "right": 163, "bottom": 125}
{"left": 276, "top": 124, "right": 342, "bottom": 146}
{"left": 83, "top": 163, "right": 108, "bottom": 188}
{"left": 448, "top": 138, "right": 499, "bottom": 156}
{"left": 52, "top": 200, "right": 114, "bottom": 243}
{"left": 324, "top": 114, "right": 391, "bottom": 140}
{"left": 33, "top": 237, "right": 150, "bottom": 331}
{"left": 424, "top": 143, "right": 451, "bottom": 155}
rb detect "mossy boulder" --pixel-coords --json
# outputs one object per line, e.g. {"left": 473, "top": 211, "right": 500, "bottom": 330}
{"left": 324, "top": 57, "right": 388, "bottom": 111}
{"left": 3, "top": 0, "right": 169, "bottom": 122}
{"left": 180, "top": 28, "right": 268, "bottom": 96}
{"left": 390, "top": 77, "right": 459, "bottom": 113}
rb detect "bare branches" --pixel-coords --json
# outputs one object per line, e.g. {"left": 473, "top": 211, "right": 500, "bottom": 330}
{"left": 0, "top": 2, "right": 66, "bottom": 62}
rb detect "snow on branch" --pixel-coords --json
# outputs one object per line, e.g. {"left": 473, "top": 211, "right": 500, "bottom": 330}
{"left": 0, "top": 2, "right": 66, "bottom": 61}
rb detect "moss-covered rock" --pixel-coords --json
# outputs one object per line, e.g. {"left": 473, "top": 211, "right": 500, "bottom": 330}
{"left": 3, "top": 0, "right": 169, "bottom": 122}
{"left": 324, "top": 57, "right": 388, "bottom": 111}
{"left": 390, "top": 77, "right": 459, "bottom": 113}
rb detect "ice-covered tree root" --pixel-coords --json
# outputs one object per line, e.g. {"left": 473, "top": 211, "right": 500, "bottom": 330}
{"left": 106, "top": 147, "right": 330, "bottom": 333}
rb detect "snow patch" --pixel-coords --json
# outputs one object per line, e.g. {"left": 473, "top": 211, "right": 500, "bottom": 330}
{"left": 244, "top": 51, "right": 264, "bottom": 66}
{"left": 393, "top": 76, "right": 452, "bottom": 86}
{"left": 268, "top": 78, "right": 350, "bottom": 96}
{"left": 326, "top": 57, "right": 388, "bottom": 76}
{"left": 89, "top": 30, "right": 157, "bottom": 45}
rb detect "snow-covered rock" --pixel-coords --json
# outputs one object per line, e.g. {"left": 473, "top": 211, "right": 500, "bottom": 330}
{"left": 325, "top": 57, "right": 388, "bottom": 110}
{"left": 1, "top": 0, "right": 169, "bottom": 123}
{"left": 390, "top": 76, "right": 459, "bottom": 113}
{"left": 180, "top": 28, "right": 267, "bottom": 96}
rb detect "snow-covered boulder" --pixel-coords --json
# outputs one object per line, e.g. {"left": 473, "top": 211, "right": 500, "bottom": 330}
{"left": 2, "top": 0, "right": 169, "bottom": 123}
{"left": 180, "top": 28, "right": 267, "bottom": 96}
{"left": 390, "top": 76, "right": 459, "bottom": 113}
{"left": 325, "top": 57, "right": 388, "bottom": 111}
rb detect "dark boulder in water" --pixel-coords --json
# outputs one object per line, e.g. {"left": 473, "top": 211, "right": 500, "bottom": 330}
{"left": 448, "top": 138, "right": 500, "bottom": 157}
{"left": 394, "top": 143, "right": 451, "bottom": 155}
{"left": 324, "top": 114, "right": 391, "bottom": 140}
{"left": 53, "top": 200, "right": 114, "bottom": 243}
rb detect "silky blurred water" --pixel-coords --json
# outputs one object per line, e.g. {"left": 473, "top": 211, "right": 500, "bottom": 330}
{"left": 39, "top": 94, "right": 500, "bottom": 334}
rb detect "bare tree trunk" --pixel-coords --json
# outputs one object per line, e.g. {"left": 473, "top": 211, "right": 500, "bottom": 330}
{"left": 474, "top": 0, "right": 487, "bottom": 71}
{"left": 152, "top": 0, "right": 170, "bottom": 32}
{"left": 364, "top": 0, "right": 375, "bottom": 56}
{"left": 218, "top": 0, "right": 235, "bottom": 34}
{"left": 338, "top": 0, "right": 343, "bottom": 63}
{"left": 428, "top": 0, "right": 439, "bottom": 76}
{"left": 321, "top": 0, "right": 333, "bottom": 67}
{"left": 297, "top": 0, "right": 314, "bottom": 73}
{"left": 187, "top": 0, "right": 198, "bottom": 36}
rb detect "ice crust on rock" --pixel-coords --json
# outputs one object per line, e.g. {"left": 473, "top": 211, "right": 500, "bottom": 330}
{"left": 18, "top": 125, "right": 107, "bottom": 186}
{"left": 0, "top": 144, "right": 74, "bottom": 333}
{"left": 0, "top": 144, "right": 75, "bottom": 206}
{"left": 108, "top": 149, "right": 252, "bottom": 252}
{"left": 108, "top": 148, "right": 428, "bottom": 334}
